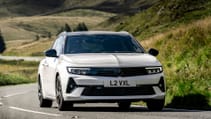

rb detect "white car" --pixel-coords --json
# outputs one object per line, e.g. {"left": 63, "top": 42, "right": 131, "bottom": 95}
{"left": 38, "top": 31, "right": 165, "bottom": 111}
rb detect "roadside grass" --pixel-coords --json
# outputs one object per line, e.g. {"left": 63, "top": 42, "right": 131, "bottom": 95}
{"left": 140, "top": 17, "right": 211, "bottom": 109}
{"left": 0, "top": 59, "right": 39, "bottom": 86}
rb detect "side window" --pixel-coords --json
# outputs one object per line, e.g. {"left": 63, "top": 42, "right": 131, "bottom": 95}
{"left": 52, "top": 36, "right": 65, "bottom": 56}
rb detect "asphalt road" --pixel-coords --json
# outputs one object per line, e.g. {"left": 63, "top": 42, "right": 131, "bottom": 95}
{"left": 0, "top": 84, "right": 211, "bottom": 119}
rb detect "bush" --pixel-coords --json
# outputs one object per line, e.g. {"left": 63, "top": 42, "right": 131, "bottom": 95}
{"left": 167, "top": 93, "right": 210, "bottom": 110}
{"left": 152, "top": 18, "right": 211, "bottom": 109}
{"left": 158, "top": 0, "right": 207, "bottom": 20}
{"left": 64, "top": 23, "right": 72, "bottom": 32}
{"left": 74, "top": 22, "right": 88, "bottom": 31}
{"left": 0, "top": 73, "right": 35, "bottom": 86}
{"left": 0, "top": 29, "right": 6, "bottom": 53}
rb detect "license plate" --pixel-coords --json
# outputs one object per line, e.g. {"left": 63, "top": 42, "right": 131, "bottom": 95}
{"left": 104, "top": 80, "right": 136, "bottom": 87}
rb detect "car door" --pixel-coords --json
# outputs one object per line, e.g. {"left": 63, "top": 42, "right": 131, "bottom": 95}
{"left": 43, "top": 35, "right": 65, "bottom": 97}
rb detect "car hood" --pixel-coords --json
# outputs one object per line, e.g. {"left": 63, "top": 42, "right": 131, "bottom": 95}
{"left": 61, "top": 53, "right": 161, "bottom": 67}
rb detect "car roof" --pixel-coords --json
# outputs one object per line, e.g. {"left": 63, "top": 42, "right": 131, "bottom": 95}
{"left": 59, "top": 31, "right": 131, "bottom": 37}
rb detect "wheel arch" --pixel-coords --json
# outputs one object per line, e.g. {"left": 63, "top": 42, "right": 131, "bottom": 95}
{"left": 55, "top": 72, "right": 68, "bottom": 97}
{"left": 38, "top": 74, "right": 47, "bottom": 99}
{"left": 55, "top": 72, "right": 60, "bottom": 85}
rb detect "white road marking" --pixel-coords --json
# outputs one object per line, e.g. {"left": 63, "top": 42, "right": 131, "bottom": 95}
{"left": 0, "top": 97, "right": 2, "bottom": 106}
{"left": 9, "top": 106, "right": 61, "bottom": 117}
{"left": 2, "top": 91, "right": 32, "bottom": 98}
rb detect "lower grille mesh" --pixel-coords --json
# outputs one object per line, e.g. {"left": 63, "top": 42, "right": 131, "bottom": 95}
{"left": 81, "top": 86, "right": 155, "bottom": 96}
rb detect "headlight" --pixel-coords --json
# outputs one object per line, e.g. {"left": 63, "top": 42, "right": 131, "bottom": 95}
{"left": 145, "top": 67, "right": 163, "bottom": 74}
{"left": 67, "top": 67, "right": 119, "bottom": 76}
{"left": 67, "top": 67, "right": 92, "bottom": 75}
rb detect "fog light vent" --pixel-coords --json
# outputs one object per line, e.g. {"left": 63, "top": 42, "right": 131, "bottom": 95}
{"left": 66, "top": 78, "right": 77, "bottom": 93}
{"left": 158, "top": 77, "right": 165, "bottom": 92}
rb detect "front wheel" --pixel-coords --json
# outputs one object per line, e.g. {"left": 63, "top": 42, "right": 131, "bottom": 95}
{"left": 56, "top": 76, "right": 73, "bottom": 111}
{"left": 38, "top": 78, "right": 52, "bottom": 107}
{"left": 146, "top": 99, "right": 165, "bottom": 111}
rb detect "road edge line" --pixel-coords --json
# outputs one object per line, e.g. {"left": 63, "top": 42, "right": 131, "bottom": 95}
{"left": 9, "top": 106, "right": 61, "bottom": 117}
{"left": 2, "top": 91, "right": 32, "bottom": 98}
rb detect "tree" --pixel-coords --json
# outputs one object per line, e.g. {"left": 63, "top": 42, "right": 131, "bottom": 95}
{"left": 64, "top": 23, "right": 72, "bottom": 32}
{"left": 74, "top": 22, "right": 88, "bottom": 31}
{"left": 81, "top": 22, "right": 88, "bottom": 31}
{"left": 0, "top": 30, "right": 6, "bottom": 53}
{"left": 57, "top": 23, "right": 72, "bottom": 35}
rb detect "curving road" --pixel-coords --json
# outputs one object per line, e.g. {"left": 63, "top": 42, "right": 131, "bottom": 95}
{"left": 0, "top": 83, "right": 211, "bottom": 119}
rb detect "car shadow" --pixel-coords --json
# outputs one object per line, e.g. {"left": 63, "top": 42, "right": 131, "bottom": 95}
{"left": 67, "top": 106, "right": 146, "bottom": 112}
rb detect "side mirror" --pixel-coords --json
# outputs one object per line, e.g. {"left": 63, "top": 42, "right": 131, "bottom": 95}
{"left": 148, "top": 48, "right": 159, "bottom": 56}
{"left": 45, "top": 49, "right": 58, "bottom": 57}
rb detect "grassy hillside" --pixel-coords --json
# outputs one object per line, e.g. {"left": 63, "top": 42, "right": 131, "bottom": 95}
{"left": 116, "top": 0, "right": 211, "bottom": 40}
{"left": 61, "top": 0, "right": 158, "bottom": 14}
{"left": 0, "top": 0, "right": 63, "bottom": 17}
{"left": 0, "top": 15, "right": 107, "bottom": 41}
{"left": 54, "top": 9, "right": 116, "bottom": 18}
{"left": 141, "top": 17, "right": 211, "bottom": 109}
{"left": 0, "top": 0, "right": 158, "bottom": 17}
{"left": 4, "top": 38, "right": 54, "bottom": 56}
{"left": 115, "top": 0, "right": 211, "bottom": 109}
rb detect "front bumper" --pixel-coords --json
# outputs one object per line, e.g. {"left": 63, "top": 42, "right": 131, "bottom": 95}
{"left": 62, "top": 73, "right": 165, "bottom": 102}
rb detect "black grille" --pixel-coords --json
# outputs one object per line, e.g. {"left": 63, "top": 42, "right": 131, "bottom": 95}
{"left": 81, "top": 86, "right": 155, "bottom": 96}
{"left": 120, "top": 67, "right": 147, "bottom": 76}
{"left": 88, "top": 67, "right": 148, "bottom": 77}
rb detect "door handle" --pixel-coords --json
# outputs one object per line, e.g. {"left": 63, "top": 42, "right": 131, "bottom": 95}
{"left": 42, "top": 62, "right": 49, "bottom": 67}
{"left": 42, "top": 63, "right": 48, "bottom": 67}
{"left": 43, "top": 63, "right": 49, "bottom": 67}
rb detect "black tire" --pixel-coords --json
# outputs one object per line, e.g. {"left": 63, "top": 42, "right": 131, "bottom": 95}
{"left": 146, "top": 99, "right": 165, "bottom": 111}
{"left": 38, "top": 78, "right": 52, "bottom": 107}
{"left": 56, "top": 76, "right": 73, "bottom": 111}
{"left": 118, "top": 102, "right": 131, "bottom": 110}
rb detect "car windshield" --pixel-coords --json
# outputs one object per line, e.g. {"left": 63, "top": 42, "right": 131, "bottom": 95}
{"left": 64, "top": 34, "right": 145, "bottom": 54}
